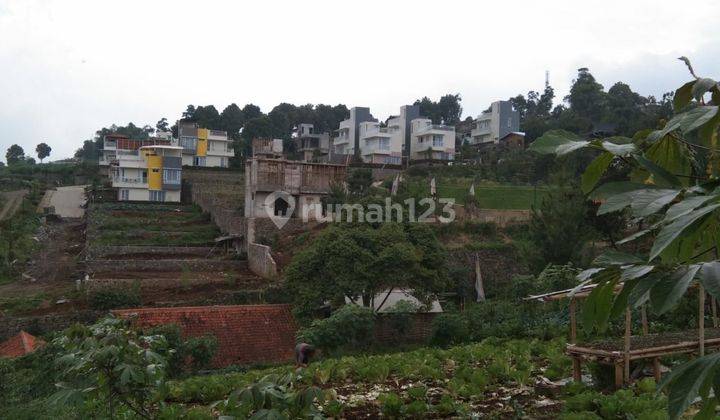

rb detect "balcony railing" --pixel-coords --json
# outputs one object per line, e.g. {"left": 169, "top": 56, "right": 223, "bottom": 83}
{"left": 113, "top": 177, "right": 146, "bottom": 184}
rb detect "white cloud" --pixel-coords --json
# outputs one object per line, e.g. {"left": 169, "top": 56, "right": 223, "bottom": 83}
{"left": 1, "top": 0, "right": 719, "bottom": 161}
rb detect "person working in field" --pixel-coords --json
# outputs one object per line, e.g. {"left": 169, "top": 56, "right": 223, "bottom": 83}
{"left": 295, "top": 342, "right": 316, "bottom": 368}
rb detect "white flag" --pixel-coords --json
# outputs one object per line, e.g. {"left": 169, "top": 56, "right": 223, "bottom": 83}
{"left": 430, "top": 177, "right": 436, "bottom": 197}
{"left": 391, "top": 174, "right": 399, "bottom": 196}
{"left": 469, "top": 183, "right": 475, "bottom": 197}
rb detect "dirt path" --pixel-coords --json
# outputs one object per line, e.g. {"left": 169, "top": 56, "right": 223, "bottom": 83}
{"left": 0, "top": 190, "right": 28, "bottom": 221}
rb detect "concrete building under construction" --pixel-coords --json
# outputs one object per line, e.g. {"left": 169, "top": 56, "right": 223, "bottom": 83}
{"left": 244, "top": 158, "right": 346, "bottom": 219}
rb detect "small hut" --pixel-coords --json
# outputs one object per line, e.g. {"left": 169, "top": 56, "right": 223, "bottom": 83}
{"left": 526, "top": 283, "right": 720, "bottom": 388}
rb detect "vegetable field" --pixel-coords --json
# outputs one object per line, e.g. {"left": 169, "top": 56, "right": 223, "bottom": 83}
{"left": 169, "top": 339, "right": 573, "bottom": 418}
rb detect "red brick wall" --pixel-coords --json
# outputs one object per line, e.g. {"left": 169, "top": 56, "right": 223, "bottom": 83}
{"left": 114, "top": 305, "right": 297, "bottom": 368}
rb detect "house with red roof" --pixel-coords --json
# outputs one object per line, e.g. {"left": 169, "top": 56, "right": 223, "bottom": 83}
{"left": 113, "top": 304, "right": 298, "bottom": 368}
{"left": 0, "top": 331, "right": 44, "bottom": 358}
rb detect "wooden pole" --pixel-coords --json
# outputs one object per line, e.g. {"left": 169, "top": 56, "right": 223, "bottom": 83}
{"left": 642, "top": 304, "right": 661, "bottom": 381}
{"left": 713, "top": 297, "right": 718, "bottom": 328}
{"left": 699, "top": 285, "right": 706, "bottom": 357}
{"left": 624, "top": 308, "right": 632, "bottom": 384}
{"left": 569, "top": 298, "right": 577, "bottom": 344}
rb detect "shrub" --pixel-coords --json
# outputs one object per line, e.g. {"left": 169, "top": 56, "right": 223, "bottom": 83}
{"left": 298, "top": 305, "right": 375, "bottom": 352}
{"left": 430, "top": 313, "right": 468, "bottom": 346}
{"left": 87, "top": 288, "right": 141, "bottom": 310}
{"left": 184, "top": 335, "right": 218, "bottom": 373}
{"left": 384, "top": 299, "right": 420, "bottom": 337}
{"left": 379, "top": 392, "right": 404, "bottom": 418}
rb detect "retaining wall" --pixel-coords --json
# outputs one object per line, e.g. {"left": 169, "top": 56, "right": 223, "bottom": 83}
{"left": 0, "top": 310, "right": 105, "bottom": 342}
{"left": 248, "top": 243, "right": 278, "bottom": 279}
{"left": 86, "top": 259, "right": 247, "bottom": 273}
{"left": 374, "top": 312, "right": 438, "bottom": 344}
{"left": 86, "top": 246, "right": 217, "bottom": 260}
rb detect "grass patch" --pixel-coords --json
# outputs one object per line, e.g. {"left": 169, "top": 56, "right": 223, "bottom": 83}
{"left": 403, "top": 178, "right": 554, "bottom": 209}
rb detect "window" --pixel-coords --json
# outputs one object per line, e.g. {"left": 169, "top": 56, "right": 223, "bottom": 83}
{"left": 378, "top": 138, "right": 390, "bottom": 150}
{"left": 163, "top": 169, "right": 181, "bottom": 184}
{"left": 180, "top": 136, "right": 197, "bottom": 149}
{"left": 194, "top": 156, "right": 206, "bottom": 166}
{"left": 433, "top": 135, "right": 444, "bottom": 147}
{"left": 220, "top": 157, "right": 228, "bottom": 168}
{"left": 149, "top": 190, "right": 166, "bottom": 202}
{"left": 119, "top": 189, "right": 129, "bottom": 201}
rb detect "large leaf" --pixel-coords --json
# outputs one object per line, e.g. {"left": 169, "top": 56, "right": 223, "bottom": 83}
{"left": 635, "top": 155, "right": 683, "bottom": 188}
{"left": 528, "top": 130, "right": 587, "bottom": 155}
{"left": 679, "top": 106, "right": 719, "bottom": 133}
{"left": 629, "top": 189, "right": 681, "bottom": 217}
{"left": 581, "top": 152, "right": 614, "bottom": 194}
{"left": 600, "top": 138, "right": 636, "bottom": 156}
{"left": 650, "top": 204, "right": 720, "bottom": 260}
{"left": 674, "top": 80, "right": 695, "bottom": 111}
{"left": 590, "top": 182, "right": 654, "bottom": 201}
{"left": 649, "top": 265, "right": 701, "bottom": 314}
{"left": 582, "top": 276, "right": 619, "bottom": 332}
{"left": 664, "top": 195, "right": 717, "bottom": 222}
{"left": 699, "top": 262, "right": 720, "bottom": 301}
{"left": 592, "top": 250, "right": 643, "bottom": 266}
{"left": 692, "top": 78, "right": 718, "bottom": 101}
{"left": 658, "top": 352, "right": 720, "bottom": 419}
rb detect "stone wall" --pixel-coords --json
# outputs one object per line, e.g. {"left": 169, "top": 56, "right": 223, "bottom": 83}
{"left": 0, "top": 310, "right": 105, "bottom": 341}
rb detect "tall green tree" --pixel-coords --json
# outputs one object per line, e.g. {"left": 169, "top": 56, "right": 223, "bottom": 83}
{"left": 5, "top": 144, "right": 24, "bottom": 165}
{"left": 566, "top": 67, "right": 607, "bottom": 123}
{"left": 286, "top": 223, "right": 449, "bottom": 319}
{"left": 35, "top": 143, "right": 51, "bottom": 163}
{"left": 155, "top": 117, "right": 169, "bottom": 132}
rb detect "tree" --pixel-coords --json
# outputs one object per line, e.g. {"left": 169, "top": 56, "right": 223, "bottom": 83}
{"left": 5, "top": 144, "right": 24, "bottom": 165}
{"left": 286, "top": 223, "right": 449, "bottom": 319}
{"left": 219, "top": 103, "right": 245, "bottom": 138}
{"left": 524, "top": 188, "right": 595, "bottom": 273}
{"left": 155, "top": 118, "right": 169, "bottom": 132}
{"left": 529, "top": 58, "right": 720, "bottom": 418}
{"left": 242, "top": 104, "right": 263, "bottom": 121}
{"left": 74, "top": 140, "right": 98, "bottom": 161}
{"left": 565, "top": 67, "right": 607, "bottom": 122}
{"left": 192, "top": 105, "right": 221, "bottom": 129}
{"left": 346, "top": 168, "right": 373, "bottom": 196}
{"left": 35, "top": 143, "right": 51, "bottom": 163}
{"left": 414, "top": 95, "right": 463, "bottom": 125}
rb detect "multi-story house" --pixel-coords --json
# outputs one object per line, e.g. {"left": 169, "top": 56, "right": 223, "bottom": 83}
{"left": 409, "top": 118, "right": 456, "bottom": 161}
{"left": 252, "top": 138, "right": 284, "bottom": 158}
{"left": 111, "top": 144, "right": 183, "bottom": 202}
{"left": 333, "top": 107, "right": 376, "bottom": 157}
{"left": 177, "top": 122, "right": 233, "bottom": 167}
{"left": 387, "top": 105, "right": 421, "bottom": 160}
{"left": 99, "top": 134, "right": 173, "bottom": 175}
{"left": 469, "top": 100, "right": 519, "bottom": 146}
{"left": 358, "top": 121, "right": 402, "bottom": 164}
{"left": 294, "top": 123, "right": 330, "bottom": 161}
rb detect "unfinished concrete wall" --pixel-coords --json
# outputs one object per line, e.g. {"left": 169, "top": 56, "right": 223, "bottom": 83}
{"left": 248, "top": 243, "right": 278, "bottom": 279}
{"left": 455, "top": 205, "right": 531, "bottom": 227}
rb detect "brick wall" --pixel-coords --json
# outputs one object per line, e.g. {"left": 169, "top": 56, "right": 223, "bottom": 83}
{"left": 114, "top": 305, "right": 298, "bottom": 368}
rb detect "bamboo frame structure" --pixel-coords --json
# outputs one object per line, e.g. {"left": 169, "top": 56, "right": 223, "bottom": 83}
{"left": 526, "top": 283, "right": 715, "bottom": 388}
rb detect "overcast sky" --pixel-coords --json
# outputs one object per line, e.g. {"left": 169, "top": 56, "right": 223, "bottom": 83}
{"left": 1, "top": 0, "right": 719, "bottom": 162}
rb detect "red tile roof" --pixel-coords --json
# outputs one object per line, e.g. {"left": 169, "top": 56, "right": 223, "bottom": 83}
{"left": 113, "top": 305, "right": 297, "bottom": 368}
{"left": 0, "top": 331, "right": 44, "bottom": 358}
